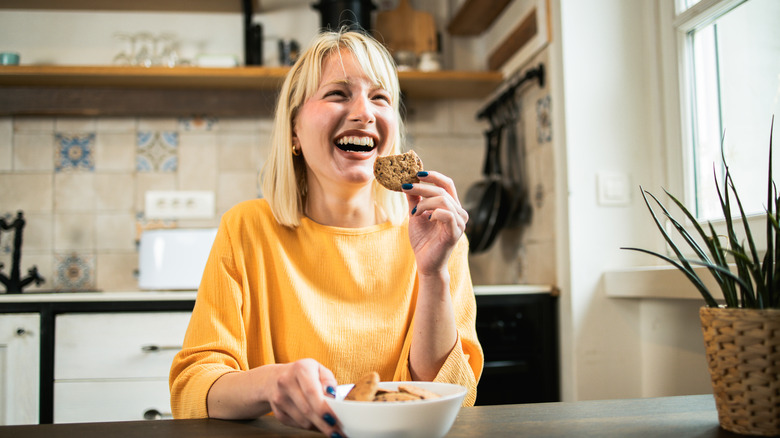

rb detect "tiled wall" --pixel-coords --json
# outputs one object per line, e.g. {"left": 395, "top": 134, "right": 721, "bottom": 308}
{"left": 0, "top": 67, "right": 555, "bottom": 292}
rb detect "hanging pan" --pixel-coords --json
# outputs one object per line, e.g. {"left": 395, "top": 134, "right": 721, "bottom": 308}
{"left": 464, "top": 119, "right": 512, "bottom": 253}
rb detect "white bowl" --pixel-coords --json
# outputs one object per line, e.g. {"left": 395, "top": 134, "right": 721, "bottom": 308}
{"left": 324, "top": 381, "right": 466, "bottom": 438}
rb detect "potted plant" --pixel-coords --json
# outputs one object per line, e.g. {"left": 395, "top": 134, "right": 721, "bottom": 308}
{"left": 623, "top": 119, "right": 779, "bottom": 436}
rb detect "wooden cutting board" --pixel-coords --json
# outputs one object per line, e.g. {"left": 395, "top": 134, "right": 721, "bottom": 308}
{"left": 374, "top": 0, "right": 437, "bottom": 55}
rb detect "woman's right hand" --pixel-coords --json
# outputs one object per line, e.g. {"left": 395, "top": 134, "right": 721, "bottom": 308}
{"left": 267, "top": 359, "right": 342, "bottom": 436}
{"left": 207, "top": 358, "right": 343, "bottom": 437}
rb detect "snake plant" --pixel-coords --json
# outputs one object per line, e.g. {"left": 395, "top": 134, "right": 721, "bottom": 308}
{"left": 623, "top": 118, "right": 779, "bottom": 309}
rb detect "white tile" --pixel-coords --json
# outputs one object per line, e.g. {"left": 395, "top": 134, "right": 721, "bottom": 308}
{"left": 408, "top": 134, "right": 483, "bottom": 197}
{"left": 137, "top": 118, "right": 179, "bottom": 131}
{"left": 13, "top": 132, "right": 54, "bottom": 171}
{"left": 404, "top": 100, "right": 450, "bottom": 136}
{"left": 96, "top": 252, "right": 139, "bottom": 291}
{"left": 13, "top": 116, "right": 54, "bottom": 133}
{"left": 217, "top": 171, "right": 260, "bottom": 215}
{"left": 55, "top": 116, "right": 97, "bottom": 132}
{"left": 54, "top": 173, "right": 96, "bottom": 212}
{"left": 217, "top": 132, "right": 263, "bottom": 171}
{"left": 0, "top": 174, "right": 53, "bottom": 214}
{"left": 0, "top": 117, "right": 11, "bottom": 171}
{"left": 96, "top": 117, "right": 137, "bottom": 133}
{"left": 449, "top": 99, "right": 485, "bottom": 136}
{"left": 95, "top": 173, "right": 134, "bottom": 211}
{"left": 95, "top": 132, "right": 136, "bottom": 172}
{"left": 18, "top": 212, "right": 53, "bottom": 253}
{"left": 178, "top": 132, "right": 218, "bottom": 190}
{"left": 96, "top": 213, "right": 136, "bottom": 250}
{"left": 54, "top": 213, "right": 95, "bottom": 251}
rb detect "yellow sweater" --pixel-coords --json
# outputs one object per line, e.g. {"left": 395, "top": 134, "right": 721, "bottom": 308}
{"left": 169, "top": 198, "right": 483, "bottom": 418}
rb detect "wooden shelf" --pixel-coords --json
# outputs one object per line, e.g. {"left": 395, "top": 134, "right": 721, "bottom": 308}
{"left": 447, "top": 0, "right": 512, "bottom": 36}
{"left": 0, "top": 66, "right": 503, "bottom": 116}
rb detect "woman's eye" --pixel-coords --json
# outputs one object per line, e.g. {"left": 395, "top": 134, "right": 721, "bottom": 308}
{"left": 325, "top": 90, "right": 347, "bottom": 98}
{"left": 373, "top": 93, "right": 391, "bottom": 103}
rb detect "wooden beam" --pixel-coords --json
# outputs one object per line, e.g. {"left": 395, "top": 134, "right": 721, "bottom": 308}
{"left": 487, "top": 8, "right": 537, "bottom": 71}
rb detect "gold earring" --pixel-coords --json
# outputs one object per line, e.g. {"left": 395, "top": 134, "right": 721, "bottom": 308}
{"left": 292, "top": 145, "right": 301, "bottom": 156}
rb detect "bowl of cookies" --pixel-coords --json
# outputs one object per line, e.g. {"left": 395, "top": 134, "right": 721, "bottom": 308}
{"left": 324, "top": 372, "right": 467, "bottom": 438}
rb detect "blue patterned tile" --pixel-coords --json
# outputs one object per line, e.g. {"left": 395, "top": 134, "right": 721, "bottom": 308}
{"left": 536, "top": 95, "right": 552, "bottom": 144}
{"left": 136, "top": 131, "right": 178, "bottom": 172}
{"left": 54, "top": 252, "right": 95, "bottom": 291}
{"left": 55, "top": 133, "right": 95, "bottom": 172}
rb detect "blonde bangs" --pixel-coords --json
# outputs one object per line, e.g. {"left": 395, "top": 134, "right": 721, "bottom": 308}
{"left": 261, "top": 30, "right": 408, "bottom": 227}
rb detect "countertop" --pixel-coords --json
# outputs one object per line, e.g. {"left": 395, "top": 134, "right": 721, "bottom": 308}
{"left": 0, "top": 284, "right": 555, "bottom": 304}
{"left": 0, "top": 395, "right": 740, "bottom": 438}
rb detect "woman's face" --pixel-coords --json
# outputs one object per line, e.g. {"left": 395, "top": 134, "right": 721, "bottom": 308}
{"left": 293, "top": 49, "right": 398, "bottom": 193}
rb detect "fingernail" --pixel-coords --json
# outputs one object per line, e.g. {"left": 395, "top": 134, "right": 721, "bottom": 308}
{"left": 411, "top": 206, "right": 417, "bottom": 215}
{"left": 323, "top": 412, "right": 336, "bottom": 426}
{"left": 402, "top": 183, "right": 413, "bottom": 190}
{"left": 326, "top": 386, "right": 336, "bottom": 397}
{"left": 417, "top": 171, "right": 429, "bottom": 177}
{"left": 330, "top": 432, "right": 344, "bottom": 438}
{"left": 428, "top": 214, "right": 432, "bottom": 220}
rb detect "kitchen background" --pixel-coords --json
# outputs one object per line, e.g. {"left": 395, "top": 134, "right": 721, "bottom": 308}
{"left": 1, "top": 0, "right": 716, "bottom": 408}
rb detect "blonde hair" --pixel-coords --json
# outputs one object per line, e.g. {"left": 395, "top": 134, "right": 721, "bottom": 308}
{"left": 260, "top": 30, "right": 407, "bottom": 227}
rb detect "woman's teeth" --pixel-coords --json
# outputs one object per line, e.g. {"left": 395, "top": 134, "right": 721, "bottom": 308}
{"left": 336, "top": 136, "right": 375, "bottom": 152}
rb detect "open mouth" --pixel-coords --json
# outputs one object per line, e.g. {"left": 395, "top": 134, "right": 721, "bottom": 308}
{"left": 336, "top": 136, "right": 375, "bottom": 153}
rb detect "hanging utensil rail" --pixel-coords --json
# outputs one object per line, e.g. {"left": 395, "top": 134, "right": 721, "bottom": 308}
{"left": 477, "top": 63, "right": 545, "bottom": 121}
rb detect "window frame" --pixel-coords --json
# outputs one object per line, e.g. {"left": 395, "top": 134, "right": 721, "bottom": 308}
{"left": 656, "top": 0, "right": 768, "bottom": 256}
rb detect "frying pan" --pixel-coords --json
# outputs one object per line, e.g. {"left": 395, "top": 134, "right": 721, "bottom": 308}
{"left": 503, "top": 102, "right": 533, "bottom": 227}
{"left": 464, "top": 123, "right": 512, "bottom": 253}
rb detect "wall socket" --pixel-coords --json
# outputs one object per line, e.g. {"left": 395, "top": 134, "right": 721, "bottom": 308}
{"left": 145, "top": 190, "right": 215, "bottom": 219}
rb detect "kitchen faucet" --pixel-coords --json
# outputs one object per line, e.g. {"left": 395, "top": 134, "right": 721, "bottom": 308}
{"left": 0, "top": 211, "right": 44, "bottom": 293}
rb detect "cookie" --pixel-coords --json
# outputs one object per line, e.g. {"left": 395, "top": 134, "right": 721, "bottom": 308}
{"left": 374, "top": 392, "right": 421, "bottom": 402}
{"left": 373, "top": 150, "right": 424, "bottom": 192}
{"left": 398, "top": 384, "right": 441, "bottom": 400}
{"left": 345, "top": 371, "right": 380, "bottom": 401}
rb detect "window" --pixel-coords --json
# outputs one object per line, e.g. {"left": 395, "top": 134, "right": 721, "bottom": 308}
{"left": 674, "top": 0, "right": 780, "bottom": 220}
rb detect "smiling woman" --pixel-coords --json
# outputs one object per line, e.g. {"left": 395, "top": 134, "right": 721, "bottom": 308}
{"left": 168, "top": 29, "right": 483, "bottom": 438}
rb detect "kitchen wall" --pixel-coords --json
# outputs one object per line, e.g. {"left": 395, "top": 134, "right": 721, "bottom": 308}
{"left": 552, "top": 0, "right": 713, "bottom": 402}
{"left": 0, "top": 2, "right": 556, "bottom": 292}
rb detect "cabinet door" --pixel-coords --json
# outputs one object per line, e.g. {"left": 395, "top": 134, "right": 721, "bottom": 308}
{"left": 54, "top": 380, "right": 172, "bottom": 424}
{"left": 55, "top": 312, "right": 191, "bottom": 380}
{"left": 0, "top": 313, "right": 40, "bottom": 425}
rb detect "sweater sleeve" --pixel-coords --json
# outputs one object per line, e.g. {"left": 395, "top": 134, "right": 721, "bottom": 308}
{"left": 169, "top": 217, "right": 249, "bottom": 419}
{"left": 394, "top": 235, "right": 484, "bottom": 406}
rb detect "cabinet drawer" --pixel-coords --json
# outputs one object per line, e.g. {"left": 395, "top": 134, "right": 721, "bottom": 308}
{"left": 54, "top": 380, "right": 172, "bottom": 423}
{"left": 55, "top": 312, "right": 191, "bottom": 380}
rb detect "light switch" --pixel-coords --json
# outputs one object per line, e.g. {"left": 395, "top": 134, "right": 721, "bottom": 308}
{"left": 597, "top": 172, "right": 631, "bottom": 206}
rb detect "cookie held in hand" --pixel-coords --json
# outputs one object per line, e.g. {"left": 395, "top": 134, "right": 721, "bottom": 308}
{"left": 373, "top": 150, "right": 424, "bottom": 192}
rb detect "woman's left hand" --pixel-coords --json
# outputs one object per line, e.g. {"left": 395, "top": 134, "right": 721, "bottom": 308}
{"left": 403, "top": 171, "right": 468, "bottom": 275}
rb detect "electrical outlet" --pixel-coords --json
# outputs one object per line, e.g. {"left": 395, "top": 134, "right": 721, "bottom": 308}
{"left": 145, "top": 190, "right": 215, "bottom": 219}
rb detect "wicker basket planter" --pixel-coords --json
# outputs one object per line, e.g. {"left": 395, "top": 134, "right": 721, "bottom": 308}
{"left": 699, "top": 307, "right": 780, "bottom": 436}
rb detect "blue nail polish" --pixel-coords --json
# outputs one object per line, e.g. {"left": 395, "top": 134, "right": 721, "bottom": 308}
{"left": 402, "top": 183, "right": 413, "bottom": 190}
{"left": 326, "top": 386, "right": 336, "bottom": 397}
{"left": 323, "top": 412, "right": 336, "bottom": 426}
{"left": 417, "top": 171, "right": 429, "bottom": 177}
{"left": 330, "top": 432, "right": 344, "bottom": 438}
{"left": 411, "top": 206, "right": 417, "bottom": 215}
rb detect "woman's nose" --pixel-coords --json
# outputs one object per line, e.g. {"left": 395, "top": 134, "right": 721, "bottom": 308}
{"left": 348, "top": 95, "right": 375, "bottom": 124}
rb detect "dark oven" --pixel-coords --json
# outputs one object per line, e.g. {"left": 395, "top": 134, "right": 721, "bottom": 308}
{"left": 474, "top": 288, "right": 559, "bottom": 405}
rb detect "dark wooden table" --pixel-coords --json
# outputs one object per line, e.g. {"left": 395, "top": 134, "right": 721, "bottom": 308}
{"left": 0, "top": 394, "right": 744, "bottom": 437}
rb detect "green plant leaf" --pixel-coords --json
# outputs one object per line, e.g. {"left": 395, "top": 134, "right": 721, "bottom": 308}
{"left": 621, "top": 247, "right": 719, "bottom": 307}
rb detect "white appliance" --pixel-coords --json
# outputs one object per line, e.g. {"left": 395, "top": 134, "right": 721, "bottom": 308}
{"left": 138, "top": 228, "right": 217, "bottom": 290}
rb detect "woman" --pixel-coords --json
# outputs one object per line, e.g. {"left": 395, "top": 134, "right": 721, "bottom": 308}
{"left": 169, "top": 29, "right": 483, "bottom": 437}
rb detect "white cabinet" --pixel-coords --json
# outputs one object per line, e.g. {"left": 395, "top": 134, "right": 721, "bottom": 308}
{"left": 53, "top": 312, "right": 191, "bottom": 423}
{"left": 0, "top": 313, "right": 40, "bottom": 425}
